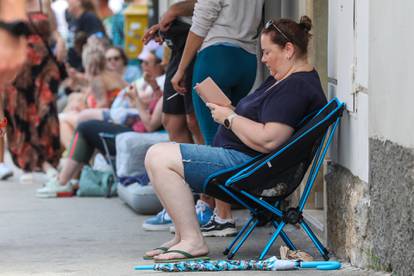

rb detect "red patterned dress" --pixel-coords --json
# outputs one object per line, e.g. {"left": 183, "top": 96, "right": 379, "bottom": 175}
{"left": 2, "top": 12, "right": 62, "bottom": 171}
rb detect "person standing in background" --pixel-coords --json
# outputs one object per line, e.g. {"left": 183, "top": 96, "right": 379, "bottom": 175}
{"left": 0, "top": 0, "right": 29, "bottom": 179}
{"left": 0, "top": 0, "right": 28, "bottom": 86}
{"left": 66, "top": 0, "right": 106, "bottom": 70}
{"left": 170, "top": 0, "right": 264, "bottom": 238}
{"left": 141, "top": 1, "right": 215, "bottom": 234}
{"left": 1, "top": 0, "right": 67, "bottom": 183}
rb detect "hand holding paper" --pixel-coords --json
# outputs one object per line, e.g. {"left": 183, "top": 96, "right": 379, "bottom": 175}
{"left": 194, "top": 77, "right": 231, "bottom": 106}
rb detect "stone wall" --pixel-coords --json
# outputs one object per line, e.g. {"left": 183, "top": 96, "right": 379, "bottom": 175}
{"left": 325, "top": 164, "right": 371, "bottom": 268}
{"left": 326, "top": 139, "right": 414, "bottom": 275}
{"left": 368, "top": 139, "right": 414, "bottom": 275}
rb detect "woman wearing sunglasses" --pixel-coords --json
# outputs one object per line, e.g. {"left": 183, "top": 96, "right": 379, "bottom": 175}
{"left": 143, "top": 16, "right": 327, "bottom": 262}
{"left": 105, "top": 46, "right": 141, "bottom": 84}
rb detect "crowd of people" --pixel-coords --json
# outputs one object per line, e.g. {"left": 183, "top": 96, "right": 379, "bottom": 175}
{"left": 0, "top": 0, "right": 327, "bottom": 263}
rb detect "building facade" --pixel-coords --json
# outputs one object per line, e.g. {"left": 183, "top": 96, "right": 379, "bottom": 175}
{"left": 158, "top": 1, "right": 413, "bottom": 274}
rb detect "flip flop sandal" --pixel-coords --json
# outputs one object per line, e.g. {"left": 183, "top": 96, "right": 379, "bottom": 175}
{"left": 143, "top": 247, "right": 169, "bottom": 260}
{"left": 154, "top": 249, "right": 210, "bottom": 263}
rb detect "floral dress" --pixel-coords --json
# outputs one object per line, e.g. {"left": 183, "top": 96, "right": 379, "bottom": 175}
{"left": 2, "top": 12, "right": 62, "bottom": 171}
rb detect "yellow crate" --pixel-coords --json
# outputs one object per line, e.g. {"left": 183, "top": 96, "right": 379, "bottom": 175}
{"left": 124, "top": 3, "right": 148, "bottom": 59}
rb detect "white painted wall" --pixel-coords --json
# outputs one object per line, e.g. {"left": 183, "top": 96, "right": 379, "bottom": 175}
{"left": 328, "top": 0, "right": 369, "bottom": 182}
{"left": 369, "top": 0, "right": 414, "bottom": 148}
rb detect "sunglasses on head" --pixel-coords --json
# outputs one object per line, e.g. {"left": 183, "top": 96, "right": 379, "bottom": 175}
{"left": 264, "top": 20, "right": 291, "bottom": 42}
{"left": 106, "top": 55, "right": 121, "bottom": 62}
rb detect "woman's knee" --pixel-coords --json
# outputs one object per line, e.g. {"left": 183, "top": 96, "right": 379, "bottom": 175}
{"left": 76, "top": 109, "right": 98, "bottom": 125}
{"left": 145, "top": 142, "right": 181, "bottom": 173}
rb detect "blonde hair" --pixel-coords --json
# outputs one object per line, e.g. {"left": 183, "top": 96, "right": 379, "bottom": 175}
{"left": 82, "top": 44, "right": 106, "bottom": 77}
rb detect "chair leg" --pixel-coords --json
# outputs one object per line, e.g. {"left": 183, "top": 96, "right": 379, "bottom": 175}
{"left": 223, "top": 216, "right": 255, "bottom": 256}
{"left": 227, "top": 219, "right": 259, "bottom": 260}
{"left": 259, "top": 221, "right": 286, "bottom": 260}
{"left": 271, "top": 221, "right": 297, "bottom": 251}
{"left": 300, "top": 220, "right": 330, "bottom": 260}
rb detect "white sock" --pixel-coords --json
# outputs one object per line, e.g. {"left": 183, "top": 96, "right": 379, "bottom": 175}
{"left": 214, "top": 213, "right": 234, "bottom": 224}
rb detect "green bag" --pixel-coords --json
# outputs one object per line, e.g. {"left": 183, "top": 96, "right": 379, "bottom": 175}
{"left": 77, "top": 166, "right": 117, "bottom": 197}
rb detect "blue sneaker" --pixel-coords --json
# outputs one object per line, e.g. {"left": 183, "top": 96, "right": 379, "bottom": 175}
{"left": 169, "top": 200, "right": 213, "bottom": 233}
{"left": 195, "top": 200, "right": 214, "bottom": 226}
{"left": 142, "top": 209, "right": 172, "bottom": 231}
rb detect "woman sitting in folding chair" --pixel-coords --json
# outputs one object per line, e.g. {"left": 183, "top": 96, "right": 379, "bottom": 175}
{"left": 143, "top": 16, "right": 328, "bottom": 263}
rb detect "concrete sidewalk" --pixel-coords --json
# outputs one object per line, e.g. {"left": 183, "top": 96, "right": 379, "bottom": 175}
{"left": 0, "top": 175, "right": 384, "bottom": 276}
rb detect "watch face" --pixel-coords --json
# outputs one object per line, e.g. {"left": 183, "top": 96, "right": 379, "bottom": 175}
{"left": 224, "top": 119, "right": 230, "bottom": 129}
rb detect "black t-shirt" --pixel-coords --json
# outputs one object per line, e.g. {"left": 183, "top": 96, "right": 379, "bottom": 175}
{"left": 67, "top": 11, "right": 106, "bottom": 69}
{"left": 213, "top": 70, "right": 327, "bottom": 156}
{"left": 75, "top": 11, "right": 106, "bottom": 36}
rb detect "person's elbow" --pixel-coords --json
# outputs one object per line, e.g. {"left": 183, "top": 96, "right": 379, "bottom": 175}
{"left": 261, "top": 140, "right": 282, "bottom": 153}
{"left": 145, "top": 122, "right": 161, "bottom": 132}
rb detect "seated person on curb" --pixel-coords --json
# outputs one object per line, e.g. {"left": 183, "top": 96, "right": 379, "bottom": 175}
{"left": 59, "top": 44, "right": 127, "bottom": 149}
{"left": 36, "top": 52, "right": 165, "bottom": 198}
{"left": 74, "top": 47, "right": 166, "bottom": 130}
{"left": 143, "top": 16, "right": 327, "bottom": 262}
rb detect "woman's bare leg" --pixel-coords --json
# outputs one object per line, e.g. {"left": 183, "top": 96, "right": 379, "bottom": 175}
{"left": 59, "top": 113, "right": 77, "bottom": 149}
{"left": 162, "top": 114, "right": 193, "bottom": 143}
{"left": 215, "top": 200, "right": 233, "bottom": 219}
{"left": 186, "top": 113, "right": 204, "bottom": 145}
{"left": 145, "top": 143, "right": 208, "bottom": 261}
{"left": 0, "top": 136, "right": 5, "bottom": 163}
{"left": 58, "top": 158, "right": 83, "bottom": 185}
{"left": 76, "top": 108, "right": 105, "bottom": 124}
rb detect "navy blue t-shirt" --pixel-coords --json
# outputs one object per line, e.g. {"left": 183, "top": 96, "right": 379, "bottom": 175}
{"left": 67, "top": 11, "right": 106, "bottom": 70}
{"left": 213, "top": 70, "right": 327, "bottom": 156}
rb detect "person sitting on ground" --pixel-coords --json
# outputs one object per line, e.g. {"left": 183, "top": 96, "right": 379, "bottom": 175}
{"left": 105, "top": 46, "right": 141, "bottom": 84}
{"left": 73, "top": 46, "right": 165, "bottom": 134}
{"left": 59, "top": 44, "right": 127, "bottom": 149}
{"left": 143, "top": 16, "right": 327, "bottom": 262}
{"left": 36, "top": 50, "right": 165, "bottom": 197}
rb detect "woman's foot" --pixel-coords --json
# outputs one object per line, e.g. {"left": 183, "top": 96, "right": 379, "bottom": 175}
{"left": 36, "top": 177, "right": 73, "bottom": 198}
{"left": 153, "top": 240, "right": 209, "bottom": 262}
{"left": 20, "top": 172, "right": 34, "bottom": 184}
{"left": 144, "top": 238, "right": 180, "bottom": 259}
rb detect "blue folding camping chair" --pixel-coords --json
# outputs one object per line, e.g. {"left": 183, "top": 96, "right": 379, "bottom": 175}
{"left": 203, "top": 97, "right": 345, "bottom": 260}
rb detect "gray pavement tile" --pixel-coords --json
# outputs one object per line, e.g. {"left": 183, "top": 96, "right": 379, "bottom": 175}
{"left": 0, "top": 176, "right": 387, "bottom": 276}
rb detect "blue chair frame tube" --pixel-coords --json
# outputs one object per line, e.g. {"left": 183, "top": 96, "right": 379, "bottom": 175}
{"left": 259, "top": 221, "right": 286, "bottom": 260}
{"left": 227, "top": 219, "right": 259, "bottom": 259}
{"left": 218, "top": 185, "right": 256, "bottom": 213}
{"left": 224, "top": 216, "right": 255, "bottom": 255}
{"left": 239, "top": 191, "right": 284, "bottom": 217}
{"left": 299, "top": 117, "right": 340, "bottom": 210}
{"left": 271, "top": 220, "right": 297, "bottom": 250}
{"left": 300, "top": 220, "right": 329, "bottom": 259}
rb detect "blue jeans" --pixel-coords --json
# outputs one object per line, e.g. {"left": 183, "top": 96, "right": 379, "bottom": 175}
{"left": 192, "top": 44, "right": 257, "bottom": 145}
{"left": 180, "top": 143, "right": 253, "bottom": 193}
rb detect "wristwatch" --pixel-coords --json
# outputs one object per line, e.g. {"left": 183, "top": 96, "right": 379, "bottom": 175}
{"left": 0, "top": 20, "right": 32, "bottom": 37}
{"left": 224, "top": 113, "right": 238, "bottom": 130}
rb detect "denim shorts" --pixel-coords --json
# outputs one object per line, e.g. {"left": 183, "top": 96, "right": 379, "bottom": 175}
{"left": 179, "top": 143, "right": 253, "bottom": 193}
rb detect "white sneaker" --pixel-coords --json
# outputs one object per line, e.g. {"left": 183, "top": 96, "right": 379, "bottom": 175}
{"left": 0, "top": 163, "right": 13, "bottom": 180}
{"left": 20, "top": 173, "right": 34, "bottom": 184}
{"left": 36, "top": 177, "right": 73, "bottom": 198}
{"left": 45, "top": 167, "right": 58, "bottom": 180}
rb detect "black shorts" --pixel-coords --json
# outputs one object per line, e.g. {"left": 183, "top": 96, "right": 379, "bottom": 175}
{"left": 162, "top": 20, "right": 195, "bottom": 115}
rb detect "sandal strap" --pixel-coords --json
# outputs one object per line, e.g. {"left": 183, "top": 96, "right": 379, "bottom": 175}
{"left": 153, "top": 247, "right": 169, "bottom": 252}
{"left": 164, "top": 250, "right": 194, "bottom": 258}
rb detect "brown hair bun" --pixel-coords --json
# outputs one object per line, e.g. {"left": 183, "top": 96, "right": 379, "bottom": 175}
{"left": 299, "top": 15, "right": 312, "bottom": 33}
